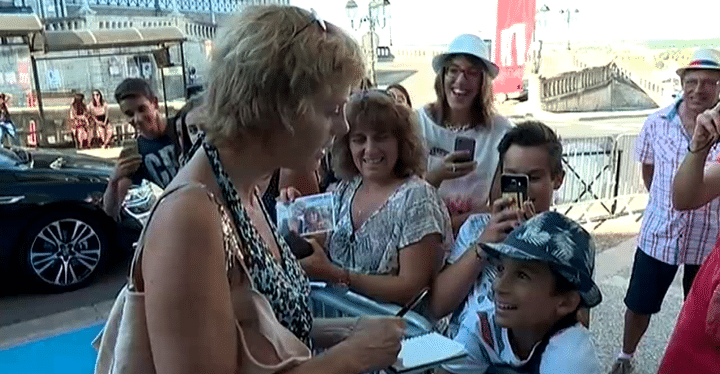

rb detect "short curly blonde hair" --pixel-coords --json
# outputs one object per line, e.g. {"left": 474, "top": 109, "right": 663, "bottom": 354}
{"left": 202, "top": 5, "right": 365, "bottom": 144}
{"left": 332, "top": 90, "right": 426, "bottom": 180}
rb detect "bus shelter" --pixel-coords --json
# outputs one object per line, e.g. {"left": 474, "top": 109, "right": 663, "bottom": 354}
{"left": 0, "top": 14, "right": 187, "bottom": 145}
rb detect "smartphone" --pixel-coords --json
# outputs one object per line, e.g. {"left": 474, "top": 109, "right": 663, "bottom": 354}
{"left": 454, "top": 136, "right": 476, "bottom": 162}
{"left": 119, "top": 138, "right": 140, "bottom": 159}
{"left": 500, "top": 174, "right": 529, "bottom": 210}
{"left": 285, "top": 230, "right": 314, "bottom": 260}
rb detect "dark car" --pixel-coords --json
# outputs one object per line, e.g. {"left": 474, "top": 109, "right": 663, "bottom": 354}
{"left": 0, "top": 146, "right": 158, "bottom": 292}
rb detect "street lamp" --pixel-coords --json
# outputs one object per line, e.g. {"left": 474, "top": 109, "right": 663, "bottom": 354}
{"left": 345, "top": 0, "right": 391, "bottom": 87}
{"left": 531, "top": 4, "right": 551, "bottom": 74}
{"left": 559, "top": 7, "right": 579, "bottom": 50}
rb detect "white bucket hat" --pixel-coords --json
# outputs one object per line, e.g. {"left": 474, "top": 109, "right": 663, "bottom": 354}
{"left": 676, "top": 48, "right": 720, "bottom": 77}
{"left": 432, "top": 34, "right": 500, "bottom": 79}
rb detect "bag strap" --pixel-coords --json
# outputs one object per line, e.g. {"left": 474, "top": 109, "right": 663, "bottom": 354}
{"left": 127, "top": 181, "right": 257, "bottom": 292}
{"left": 127, "top": 182, "right": 204, "bottom": 291}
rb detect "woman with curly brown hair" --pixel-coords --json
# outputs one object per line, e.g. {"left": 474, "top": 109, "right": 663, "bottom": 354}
{"left": 299, "top": 89, "right": 453, "bottom": 307}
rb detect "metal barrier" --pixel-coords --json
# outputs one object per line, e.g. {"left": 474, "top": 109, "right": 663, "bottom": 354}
{"left": 555, "top": 133, "right": 648, "bottom": 227}
{"left": 310, "top": 283, "right": 435, "bottom": 374}
{"left": 310, "top": 282, "right": 433, "bottom": 337}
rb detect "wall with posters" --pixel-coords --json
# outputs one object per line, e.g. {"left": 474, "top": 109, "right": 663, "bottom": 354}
{"left": 493, "top": 0, "right": 535, "bottom": 96}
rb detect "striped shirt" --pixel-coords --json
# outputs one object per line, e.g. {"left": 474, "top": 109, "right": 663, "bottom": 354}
{"left": 636, "top": 99, "right": 720, "bottom": 265}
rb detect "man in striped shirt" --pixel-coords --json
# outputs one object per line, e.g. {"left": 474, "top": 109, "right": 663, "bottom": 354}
{"left": 611, "top": 48, "right": 720, "bottom": 374}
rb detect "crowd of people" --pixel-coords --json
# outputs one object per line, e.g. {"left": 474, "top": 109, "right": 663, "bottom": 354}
{"left": 90, "top": 4, "right": 720, "bottom": 374}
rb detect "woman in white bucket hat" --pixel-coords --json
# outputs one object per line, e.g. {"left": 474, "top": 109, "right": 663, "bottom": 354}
{"left": 416, "top": 33, "right": 512, "bottom": 232}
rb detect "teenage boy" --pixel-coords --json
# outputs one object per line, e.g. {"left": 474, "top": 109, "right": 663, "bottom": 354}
{"left": 103, "top": 78, "right": 181, "bottom": 221}
{"left": 430, "top": 120, "right": 565, "bottom": 327}
{"left": 439, "top": 211, "right": 602, "bottom": 373}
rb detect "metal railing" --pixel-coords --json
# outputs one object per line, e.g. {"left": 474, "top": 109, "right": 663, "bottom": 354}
{"left": 310, "top": 283, "right": 435, "bottom": 374}
{"left": 555, "top": 133, "right": 647, "bottom": 226}
{"left": 310, "top": 282, "right": 433, "bottom": 337}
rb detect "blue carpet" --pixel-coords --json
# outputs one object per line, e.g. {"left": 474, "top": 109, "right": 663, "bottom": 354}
{"left": 0, "top": 324, "right": 103, "bottom": 374}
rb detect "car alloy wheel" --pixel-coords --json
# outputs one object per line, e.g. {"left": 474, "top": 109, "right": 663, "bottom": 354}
{"left": 28, "top": 218, "right": 103, "bottom": 288}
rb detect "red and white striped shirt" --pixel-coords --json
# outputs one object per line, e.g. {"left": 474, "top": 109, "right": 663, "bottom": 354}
{"left": 636, "top": 100, "right": 720, "bottom": 265}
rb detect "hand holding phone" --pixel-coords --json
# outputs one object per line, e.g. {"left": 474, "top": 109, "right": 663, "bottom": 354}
{"left": 454, "top": 136, "right": 476, "bottom": 162}
{"left": 500, "top": 174, "right": 529, "bottom": 210}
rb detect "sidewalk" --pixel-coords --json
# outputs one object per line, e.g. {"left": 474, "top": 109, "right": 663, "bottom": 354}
{"left": 591, "top": 235, "right": 683, "bottom": 374}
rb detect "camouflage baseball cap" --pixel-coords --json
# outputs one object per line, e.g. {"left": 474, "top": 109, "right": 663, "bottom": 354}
{"left": 481, "top": 211, "right": 602, "bottom": 308}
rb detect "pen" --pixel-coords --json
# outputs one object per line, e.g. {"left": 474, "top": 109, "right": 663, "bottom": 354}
{"left": 396, "top": 288, "right": 430, "bottom": 317}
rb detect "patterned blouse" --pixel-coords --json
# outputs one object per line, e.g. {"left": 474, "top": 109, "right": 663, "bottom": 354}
{"left": 327, "top": 176, "right": 453, "bottom": 275}
{"left": 203, "top": 141, "right": 313, "bottom": 347}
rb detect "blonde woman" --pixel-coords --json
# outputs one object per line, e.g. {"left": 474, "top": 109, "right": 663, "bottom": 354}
{"left": 127, "top": 6, "right": 403, "bottom": 374}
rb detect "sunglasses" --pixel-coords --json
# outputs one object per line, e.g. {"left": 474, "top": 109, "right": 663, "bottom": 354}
{"left": 290, "top": 8, "right": 327, "bottom": 40}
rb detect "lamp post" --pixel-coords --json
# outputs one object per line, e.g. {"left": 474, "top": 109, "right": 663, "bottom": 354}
{"left": 532, "top": 4, "right": 550, "bottom": 73}
{"left": 559, "top": 7, "right": 579, "bottom": 50}
{"left": 345, "top": 0, "right": 391, "bottom": 87}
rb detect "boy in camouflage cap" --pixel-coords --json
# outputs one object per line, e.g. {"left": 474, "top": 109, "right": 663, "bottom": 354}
{"left": 441, "top": 211, "right": 602, "bottom": 374}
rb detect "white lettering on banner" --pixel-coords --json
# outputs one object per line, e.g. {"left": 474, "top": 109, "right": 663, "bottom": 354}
{"left": 144, "top": 145, "right": 178, "bottom": 187}
{"left": 500, "top": 24, "right": 526, "bottom": 67}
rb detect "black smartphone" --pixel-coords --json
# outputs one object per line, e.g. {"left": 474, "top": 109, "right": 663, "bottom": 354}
{"left": 285, "top": 231, "right": 314, "bottom": 260}
{"left": 500, "top": 174, "right": 529, "bottom": 210}
{"left": 454, "top": 136, "right": 476, "bottom": 162}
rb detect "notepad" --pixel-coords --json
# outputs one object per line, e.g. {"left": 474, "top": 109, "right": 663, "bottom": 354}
{"left": 388, "top": 332, "right": 468, "bottom": 374}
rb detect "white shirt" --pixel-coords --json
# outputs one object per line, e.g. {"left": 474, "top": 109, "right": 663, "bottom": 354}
{"left": 443, "top": 291, "right": 601, "bottom": 374}
{"left": 416, "top": 108, "right": 512, "bottom": 213}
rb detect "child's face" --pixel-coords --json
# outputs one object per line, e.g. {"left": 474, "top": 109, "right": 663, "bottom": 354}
{"left": 502, "top": 144, "right": 563, "bottom": 213}
{"left": 492, "top": 257, "right": 573, "bottom": 334}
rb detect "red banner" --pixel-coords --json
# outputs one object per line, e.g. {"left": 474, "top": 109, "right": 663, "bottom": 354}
{"left": 493, "top": 0, "right": 536, "bottom": 95}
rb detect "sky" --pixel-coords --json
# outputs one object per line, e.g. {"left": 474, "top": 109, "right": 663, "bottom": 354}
{"left": 290, "top": 0, "right": 720, "bottom": 47}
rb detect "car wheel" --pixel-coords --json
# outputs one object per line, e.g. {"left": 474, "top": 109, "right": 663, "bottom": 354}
{"left": 21, "top": 210, "right": 109, "bottom": 292}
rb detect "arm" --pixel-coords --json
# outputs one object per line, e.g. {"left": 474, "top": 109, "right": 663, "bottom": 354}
{"left": 429, "top": 203, "right": 520, "bottom": 319}
{"left": 309, "top": 317, "right": 358, "bottom": 349}
{"left": 641, "top": 164, "right": 654, "bottom": 191}
{"left": 345, "top": 234, "right": 440, "bottom": 305}
{"left": 673, "top": 105, "right": 720, "bottom": 210}
{"left": 102, "top": 175, "right": 132, "bottom": 221}
{"left": 142, "top": 188, "right": 239, "bottom": 374}
{"left": 673, "top": 150, "right": 720, "bottom": 210}
{"left": 429, "top": 243, "right": 486, "bottom": 319}
{"left": 304, "top": 234, "right": 440, "bottom": 305}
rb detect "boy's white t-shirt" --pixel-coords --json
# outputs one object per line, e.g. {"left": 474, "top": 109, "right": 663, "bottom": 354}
{"left": 442, "top": 290, "right": 602, "bottom": 374}
{"left": 443, "top": 214, "right": 602, "bottom": 374}
{"left": 415, "top": 108, "right": 512, "bottom": 213}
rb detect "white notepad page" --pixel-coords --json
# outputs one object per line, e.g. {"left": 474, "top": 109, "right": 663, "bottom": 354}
{"left": 391, "top": 332, "right": 468, "bottom": 373}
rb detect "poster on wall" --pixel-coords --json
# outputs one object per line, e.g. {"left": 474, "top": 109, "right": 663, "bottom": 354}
{"left": 141, "top": 62, "right": 153, "bottom": 79}
{"left": 108, "top": 57, "right": 122, "bottom": 77}
{"left": 45, "top": 68, "right": 62, "bottom": 90}
{"left": 126, "top": 57, "right": 140, "bottom": 78}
